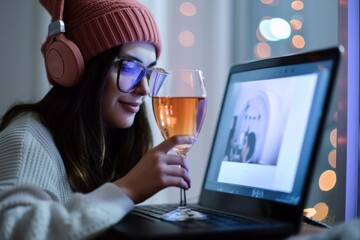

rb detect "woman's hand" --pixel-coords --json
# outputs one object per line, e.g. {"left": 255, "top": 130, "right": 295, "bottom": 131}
{"left": 113, "top": 135, "right": 196, "bottom": 204}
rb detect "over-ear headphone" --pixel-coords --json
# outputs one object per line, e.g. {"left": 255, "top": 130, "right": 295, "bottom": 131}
{"left": 44, "top": 0, "right": 84, "bottom": 87}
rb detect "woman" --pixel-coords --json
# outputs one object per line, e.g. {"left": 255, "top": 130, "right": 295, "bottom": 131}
{"left": 0, "top": 0, "right": 193, "bottom": 239}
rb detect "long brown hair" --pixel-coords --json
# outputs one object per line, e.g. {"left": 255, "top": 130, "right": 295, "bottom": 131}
{"left": 0, "top": 46, "right": 153, "bottom": 193}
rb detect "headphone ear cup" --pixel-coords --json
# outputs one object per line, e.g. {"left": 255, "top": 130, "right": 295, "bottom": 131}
{"left": 45, "top": 34, "right": 84, "bottom": 87}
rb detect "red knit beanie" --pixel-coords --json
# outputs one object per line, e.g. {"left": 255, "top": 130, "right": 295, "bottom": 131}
{"left": 40, "top": 0, "right": 162, "bottom": 62}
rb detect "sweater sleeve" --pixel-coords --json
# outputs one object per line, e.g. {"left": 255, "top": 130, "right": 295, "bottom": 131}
{"left": 0, "top": 183, "right": 134, "bottom": 240}
{"left": 0, "top": 116, "right": 134, "bottom": 240}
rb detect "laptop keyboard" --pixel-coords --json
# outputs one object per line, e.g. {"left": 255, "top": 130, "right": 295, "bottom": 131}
{"left": 133, "top": 204, "right": 264, "bottom": 229}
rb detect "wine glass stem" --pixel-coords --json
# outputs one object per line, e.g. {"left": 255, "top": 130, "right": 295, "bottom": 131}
{"left": 180, "top": 188, "right": 187, "bottom": 207}
{"left": 177, "top": 152, "right": 188, "bottom": 208}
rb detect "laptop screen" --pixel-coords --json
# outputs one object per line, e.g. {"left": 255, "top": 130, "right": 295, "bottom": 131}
{"left": 202, "top": 48, "right": 341, "bottom": 206}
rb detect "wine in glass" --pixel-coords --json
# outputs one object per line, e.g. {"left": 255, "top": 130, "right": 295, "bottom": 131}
{"left": 150, "top": 69, "right": 207, "bottom": 222}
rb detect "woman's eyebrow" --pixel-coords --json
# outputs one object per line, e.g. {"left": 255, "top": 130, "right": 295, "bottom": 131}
{"left": 122, "top": 54, "right": 157, "bottom": 68}
{"left": 148, "top": 61, "right": 157, "bottom": 68}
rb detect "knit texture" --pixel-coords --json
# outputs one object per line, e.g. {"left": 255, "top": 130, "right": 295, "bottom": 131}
{"left": 0, "top": 113, "right": 134, "bottom": 239}
{"left": 40, "top": 0, "right": 162, "bottom": 61}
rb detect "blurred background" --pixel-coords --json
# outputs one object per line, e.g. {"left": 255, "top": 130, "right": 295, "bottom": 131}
{"left": 0, "top": 0, "right": 358, "bottom": 227}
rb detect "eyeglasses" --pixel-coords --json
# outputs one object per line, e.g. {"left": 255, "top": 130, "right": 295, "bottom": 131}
{"left": 113, "top": 57, "right": 154, "bottom": 93}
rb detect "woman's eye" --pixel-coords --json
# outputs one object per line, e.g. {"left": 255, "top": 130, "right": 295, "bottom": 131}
{"left": 121, "top": 62, "right": 136, "bottom": 73}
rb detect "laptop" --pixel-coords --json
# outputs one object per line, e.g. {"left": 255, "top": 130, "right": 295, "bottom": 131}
{"left": 102, "top": 46, "right": 342, "bottom": 239}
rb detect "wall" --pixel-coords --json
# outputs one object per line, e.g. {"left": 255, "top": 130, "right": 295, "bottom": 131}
{"left": 0, "top": 1, "right": 50, "bottom": 114}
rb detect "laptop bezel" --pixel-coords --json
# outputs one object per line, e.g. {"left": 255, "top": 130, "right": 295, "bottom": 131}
{"left": 198, "top": 46, "right": 342, "bottom": 228}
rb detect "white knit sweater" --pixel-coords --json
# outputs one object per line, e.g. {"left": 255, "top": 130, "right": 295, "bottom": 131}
{"left": 0, "top": 113, "right": 134, "bottom": 240}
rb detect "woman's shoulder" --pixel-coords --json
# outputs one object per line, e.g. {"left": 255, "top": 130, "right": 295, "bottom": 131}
{"left": 2, "top": 112, "right": 51, "bottom": 140}
{"left": 0, "top": 112, "right": 59, "bottom": 161}
{"left": 5, "top": 112, "right": 43, "bottom": 127}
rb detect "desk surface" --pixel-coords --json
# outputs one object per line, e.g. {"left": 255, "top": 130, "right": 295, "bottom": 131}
{"left": 299, "top": 223, "right": 326, "bottom": 235}
{"left": 288, "top": 223, "right": 327, "bottom": 239}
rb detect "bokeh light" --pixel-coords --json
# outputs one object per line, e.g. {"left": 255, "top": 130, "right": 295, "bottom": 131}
{"left": 330, "top": 129, "right": 337, "bottom": 148}
{"left": 254, "top": 42, "right": 271, "bottom": 58}
{"left": 313, "top": 202, "right": 329, "bottom": 221}
{"left": 303, "top": 208, "right": 317, "bottom": 218}
{"left": 333, "top": 111, "right": 338, "bottom": 122}
{"left": 179, "top": 2, "right": 197, "bottom": 16}
{"left": 261, "top": 0, "right": 279, "bottom": 5}
{"left": 290, "top": 19, "right": 303, "bottom": 30}
{"left": 259, "top": 18, "right": 291, "bottom": 41}
{"left": 319, "top": 170, "right": 337, "bottom": 191}
{"left": 256, "top": 28, "right": 266, "bottom": 41}
{"left": 178, "top": 31, "right": 195, "bottom": 47}
{"left": 261, "top": 0, "right": 274, "bottom": 4}
{"left": 259, "top": 19, "right": 278, "bottom": 41}
{"left": 292, "top": 35, "right": 305, "bottom": 48}
{"left": 291, "top": 0, "right": 304, "bottom": 11}
{"left": 328, "top": 149, "right": 336, "bottom": 168}
{"left": 270, "top": 18, "right": 291, "bottom": 39}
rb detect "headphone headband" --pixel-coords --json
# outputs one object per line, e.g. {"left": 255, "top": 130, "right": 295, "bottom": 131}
{"left": 50, "top": 0, "right": 64, "bottom": 22}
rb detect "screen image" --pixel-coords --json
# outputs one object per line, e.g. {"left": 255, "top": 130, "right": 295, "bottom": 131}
{"left": 217, "top": 74, "right": 318, "bottom": 193}
{"left": 203, "top": 59, "right": 334, "bottom": 204}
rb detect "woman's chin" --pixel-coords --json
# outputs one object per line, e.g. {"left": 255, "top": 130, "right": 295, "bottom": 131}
{"left": 116, "top": 117, "right": 135, "bottom": 129}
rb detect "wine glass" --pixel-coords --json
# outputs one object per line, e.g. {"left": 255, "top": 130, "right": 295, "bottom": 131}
{"left": 149, "top": 68, "right": 207, "bottom": 222}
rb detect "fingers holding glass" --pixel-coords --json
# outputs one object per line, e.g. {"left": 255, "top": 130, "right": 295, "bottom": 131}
{"left": 150, "top": 69, "right": 207, "bottom": 221}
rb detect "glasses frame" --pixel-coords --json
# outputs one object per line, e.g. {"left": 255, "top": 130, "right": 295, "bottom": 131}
{"left": 113, "top": 57, "right": 154, "bottom": 93}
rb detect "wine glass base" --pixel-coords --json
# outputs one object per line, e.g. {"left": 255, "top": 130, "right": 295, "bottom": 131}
{"left": 161, "top": 206, "right": 207, "bottom": 222}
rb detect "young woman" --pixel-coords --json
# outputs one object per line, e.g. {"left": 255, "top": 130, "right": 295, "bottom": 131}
{"left": 0, "top": 0, "right": 193, "bottom": 239}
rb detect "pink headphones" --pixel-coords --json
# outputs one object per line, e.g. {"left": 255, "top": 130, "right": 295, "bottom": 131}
{"left": 44, "top": 0, "right": 84, "bottom": 87}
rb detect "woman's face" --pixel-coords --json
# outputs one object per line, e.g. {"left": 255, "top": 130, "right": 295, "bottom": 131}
{"left": 103, "top": 42, "right": 157, "bottom": 128}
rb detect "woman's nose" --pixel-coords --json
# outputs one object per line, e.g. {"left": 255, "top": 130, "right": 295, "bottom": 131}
{"left": 133, "top": 76, "right": 150, "bottom": 96}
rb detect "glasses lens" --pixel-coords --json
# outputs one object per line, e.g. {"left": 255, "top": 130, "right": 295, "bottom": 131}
{"left": 117, "top": 59, "right": 144, "bottom": 92}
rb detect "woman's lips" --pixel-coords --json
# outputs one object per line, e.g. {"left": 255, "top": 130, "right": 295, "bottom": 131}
{"left": 119, "top": 101, "right": 140, "bottom": 113}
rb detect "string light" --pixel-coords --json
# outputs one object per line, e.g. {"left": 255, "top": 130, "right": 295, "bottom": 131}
{"left": 179, "top": 2, "right": 197, "bottom": 16}
{"left": 254, "top": 42, "right": 271, "bottom": 58}
{"left": 255, "top": 0, "right": 305, "bottom": 57}
{"left": 330, "top": 129, "right": 337, "bottom": 148}
{"left": 319, "top": 170, "right": 337, "bottom": 191}
{"left": 328, "top": 149, "right": 337, "bottom": 168}
{"left": 303, "top": 208, "right": 316, "bottom": 218}
{"left": 261, "top": 0, "right": 274, "bottom": 4}
{"left": 256, "top": 28, "right": 266, "bottom": 42}
{"left": 178, "top": 2, "right": 197, "bottom": 48}
{"left": 291, "top": 0, "right": 304, "bottom": 11}
{"left": 291, "top": 35, "right": 305, "bottom": 48}
{"left": 259, "top": 18, "right": 291, "bottom": 41}
{"left": 290, "top": 19, "right": 303, "bottom": 30}
{"left": 313, "top": 202, "right": 329, "bottom": 221}
{"left": 260, "top": 0, "right": 279, "bottom": 6}
{"left": 178, "top": 31, "right": 195, "bottom": 47}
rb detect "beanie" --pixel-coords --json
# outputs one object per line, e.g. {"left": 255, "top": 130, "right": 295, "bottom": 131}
{"left": 40, "top": 0, "right": 162, "bottom": 62}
